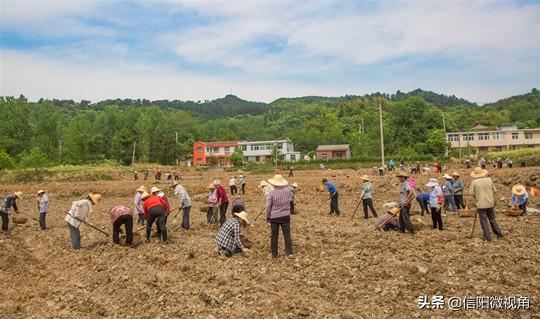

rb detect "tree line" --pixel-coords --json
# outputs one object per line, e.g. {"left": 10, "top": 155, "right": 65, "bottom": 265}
{"left": 0, "top": 88, "right": 538, "bottom": 169}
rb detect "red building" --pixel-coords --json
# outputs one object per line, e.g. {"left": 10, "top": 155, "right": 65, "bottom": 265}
{"left": 316, "top": 144, "right": 351, "bottom": 160}
{"left": 193, "top": 141, "right": 238, "bottom": 166}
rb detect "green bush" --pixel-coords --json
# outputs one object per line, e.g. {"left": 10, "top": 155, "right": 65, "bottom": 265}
{"left": 19, "top": 147, "right": 51, "bottom": 171}
{"left": 0, "top": 149, "right": 15, "bottom": 170}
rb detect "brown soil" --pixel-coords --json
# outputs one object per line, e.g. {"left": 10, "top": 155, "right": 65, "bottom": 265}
{"left": 1, "top": 167, "right": 539, "bottom": 319}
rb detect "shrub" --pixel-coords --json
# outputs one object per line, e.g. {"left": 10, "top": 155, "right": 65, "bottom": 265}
{"left": 0, "top": 149, "right": 15, "bottom": 170}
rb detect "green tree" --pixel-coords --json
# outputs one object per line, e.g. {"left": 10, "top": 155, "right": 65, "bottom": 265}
{"left": 425, "top": 129, "right": 449, "bottom": 156}
{"left": 19, "top": 147, "right": 51, "bottom": 170}
{"left": 0, "top": 149, "right": 15, "bottom": 170}
{"left": 231, "top": 148, "right": 244, "bottom": 166}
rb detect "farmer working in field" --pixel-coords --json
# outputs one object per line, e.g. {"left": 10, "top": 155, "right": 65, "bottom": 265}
{"left": 207, "top": 183, "right": 218, "bottom": 224}
{"left": 469, "top": 167, "right": 503, "bottom": 242}
{"left": 64, "top": 193, "right": 101, "bottom": 250}
{"left": 426, "top": 178, "right": 444, "bottom": 230}
{"left": 451, "top": 172, "right": 466, "bottom": 210}
{"left": 0, "top": 191, "right": 22, "bottom": 233}
{"left": 360, "top": 175, "right": 377, "bottom": 219}
{"left": 214, "top": 180, "right": 230, "bottom": 226}
{"left": 266, "top": 174, "right": 294, "bottom": 259}
{"left": 229, "top": 176, "right": 238, "bottom": 195}
{"left": 322, "top": 178, "right": 340, "bottom": 216}
{"left": 172, "top": 181, "right": 192, "bottom": 231}
{"left": 374, "top": 207, "right": 400, "bottom": 231}
{"left": 396, "top": 172, "right": 415, "bottom": 234}
{"left": 442, "top": 174, "right": 457, "bottom": 213}
{"left": 239, "top": 175, "right": 246, "bottom": 194}
{"left": 142, "top": 191, "right": 169, "bottom": 243}
{"left": 215, "top": 211, "right": 249, "bottom": 257}
{"left": 231, "top": 197, "right": 246, "bottom": 215}
{"left": 290, "top": 182, "right": 298, "bottom": 215}
{"left": 134, "top": 186, "right": 147, "bottom": 225}
{"left": 415, "top": 192, "right": 430, "bottom": 216}
{"left": 511, "top": 184, "right": 529, "bottom": 216}
{"left": 36, "top": 190, "right": 49, "bottom": 230}
{"left": 109, "top": 205, "right": 133, "bottom": 246}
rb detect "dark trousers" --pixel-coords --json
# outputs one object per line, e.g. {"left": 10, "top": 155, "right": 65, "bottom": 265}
{"left": 430, "top": 207, "right": 443, "bottom": 230}
{"left": 289, "top": 171, "right": 293, "bottom": 177}
{"left": 443, "top": 195, "right": 457, "bottom": 212}
{"left": 207, "top": 207, "right": 217, "bottom": 224}
{"left": 270, "top": 219, "right": 293, "bottom": 257}
{"left": 399, "top": 204, "right": 414, "bottom": 233}
{"left": 379, "top": 169, "right": 384, "bottom": 176}
{"left": 362, "top": 198, "right": 377, "bottom": 218}
{"left": 241, "top": 184, "right": 245, "bottom": 194}
{"left": 230, "top": 186, "right": 237, "bottom": 195}
{"left": 1, "top": 211, "right": 9, "bottom": 232}
{"left": 519, "top": 199, "right": 528, "bottom": 215}
{"left": 330, "top": 193, "right": 340, "bottom": 215}
{"left": 219, "top": 203, "right": 229, "bottom": 226}
{"left": 182, "top": 206, "right": 191, "bottom": 230}
{"left": 416, "top": 199, "right": 428, "bottom": 216}
{"left": 67, "top": 223, "right": 81, "bottom": 250}
{"left": 113, "top": 215, "right": 133, "bottom": 245}
{"left": 478, "top": 208, "right": 503, "bottom": 242}
{"left": 290, "top": 201, "right": 295, "bottom": 215}
{"left": 454, "top": 194, "right": 466, "bottom": 209}
{"left": 146, "top": 206, "right": 167, "bottom": 241}
{"left": 157, "top": 214, "right": 168, "bottom": 238}
{"left": 508, "top": 163, "right": 513, "bottom": 168}
{"left": 137, "top": 213, "right": 145, "bottom": 225}
{"left": 39, "top": 212, "right": 47, "bottom": 230}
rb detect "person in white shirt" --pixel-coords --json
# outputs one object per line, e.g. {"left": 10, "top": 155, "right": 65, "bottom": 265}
{"left": 229, "top": 176, "right": 238, "bottom": 195}
{"left": 64, "top": 193, "right": 101, "bottom": 250}
{"left": 172, "top": 181, "right": 192, "bottom": 231}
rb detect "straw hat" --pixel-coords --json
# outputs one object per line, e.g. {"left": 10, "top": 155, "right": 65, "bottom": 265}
{"left": 150, "top": 187, "right": 161, "bottom": 194}
{"left": 267, "top": 174, "right": 288, "bottom": 187}
{"left": 258, "top": 180, "right": 269, "bottom": 188}
{"left": 443, "top": 174, "right": 453, "bottom": 180}
{"left": 213, "top": 179, "right": 221, "bottom": 186}
{"left": 234, "top": 211, "right": 249, "bottom": 224}
{"left": 451, "top": 171, "right": 460, "bottom": 177}
{"left": 239, "top": 175, "right": 244, "bottom": 178}
{"left": 88, "top": 193, "right": 102, "bottom": 204}
{"left": 141, "top": 192, "right": 150, "bottom": 200}
{"left": 360, "top": 175, "right": 370, "bottom": 181}
{"left": 37, "top": 190, "right": 45, "bottom": 195}
{"left": 171, "top": 181, "right": 179, "bottom": 187}
{"left": 396, "top": 172, "right": 409, "bottom": 178}
{"left": 291, "top": 182, "right": 298, "bottom": 188}
{"left": 470, "top": 167, "right": 488, "bottom": 178}
{"left": 426, "top": 178, "right": 438, "bottom": 188}
{"left": 512, "top": 184, "right": 527, "bottom": 196}
{"left": 14, "top": 191, "right": 23, "bottom": 199}
{"left": 136, "top": 185, "right": 147, "bottom": 193}
{"left": 388, "top": 207, "right": 400, "bottom": 216}
{"left": 207, "top": 183, "right": 215, "bottom": 189}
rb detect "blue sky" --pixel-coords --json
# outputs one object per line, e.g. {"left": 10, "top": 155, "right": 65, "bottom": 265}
{"left": 1, "top": 0, "right": 539, "bottom": 103}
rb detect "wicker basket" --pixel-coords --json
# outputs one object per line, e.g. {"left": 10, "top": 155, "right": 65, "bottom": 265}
{"left": 501, "top": 209, "right": 522, "bottom": 217}
{"left": 458, "top": 208, "right": 475, "bottom": 218}
{"left": 12, "top": 216, "right": 28, "bottom": 224}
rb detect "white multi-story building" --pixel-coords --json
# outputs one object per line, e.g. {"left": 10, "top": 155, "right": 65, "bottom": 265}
{"left": 238, "top": 139, "right": 302, "bottom": 163}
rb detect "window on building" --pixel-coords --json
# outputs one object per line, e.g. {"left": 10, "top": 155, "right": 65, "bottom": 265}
{"left": 225, "top": 147, "right": 230, "bottom": 153}
{"left": 277, "top": 143, "right": 283, "bottom": 149}
{"left": 493, "top": 133, "right": 504, "bottom": 140}
{"left": 447, "top": 134, "right": 459, "bottom": 142}
{"left": 241, "top": 145, "right": 247, "bottom": 151}
{"left": 512, "top": 133, "right": 519, "bottom": 140}
{"left": 206, "top": 147, "right": 211, "bottom": 153}
{"left": 320, "top": 154, "right": 328, "bottom": 160}
{"left": 213, "top": 147, "right": 220, "bottom": 153}
{"left": 197, "top": 159, "right": 202, "bottom": 165}
{"left": 463, "top": 134, "right": 474, "bottom": 141}
{"left": 197, "top": 147, "right": 203, "bottom": 153}
{"left": 252, "top": 144, "right": 260, "bottom": 151}
{"left": 495, "top": 146, "right": 503, "bottom": 151}
{"left": 255, "top": 156, "right": 260, "bottom": 162}
{"left": 478, "top": 133, "right": 489, "bottom": 140}
{"left": 525, "top": 132, "right": 533, "bottom": 139}
{"left": 290, "top": 154, "right": 296, "bottom": 161}
{"left": 220, "top": 159, "right": 226, "bottom": 166}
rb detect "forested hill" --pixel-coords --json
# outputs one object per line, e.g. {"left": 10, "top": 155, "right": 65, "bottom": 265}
{"left": 0, "top": 89, "right": 538, "bottom": 167}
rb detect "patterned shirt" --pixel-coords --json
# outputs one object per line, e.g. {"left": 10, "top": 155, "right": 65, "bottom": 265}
{"left": 442, "top": 181, "right": 453, "bottom": 196}
{"left": 38, "top": 194, "right": 49, "bottom": 213}
{"left": 362, "top": 182, "right": 373, "bottom": 199}
{"left": 109, "top": 205, "right": 133, "bottom": 224}
{"left": 452, "top": 179, "right": 464, "bottom": 195}
{"left": 0, "top": 195, "right": 18, "bottom": 213}
{"left": 215, "top": 218, "right": 243, "bottom": 252}
{"left": 399, "top": 180, "right": 415, "bottom": 206}
{"left": 134, "top": 192, "right": 144, "bottom": 215}
{"left": 174, "top": 184, "right": 192, "bottom": 208}
{"left": 266, "top": 186, "right": 291, "bottom": 220}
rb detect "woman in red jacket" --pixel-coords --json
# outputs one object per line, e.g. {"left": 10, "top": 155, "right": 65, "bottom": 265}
{"left": 142, "top": 192, "right": 169, "bottom": 243}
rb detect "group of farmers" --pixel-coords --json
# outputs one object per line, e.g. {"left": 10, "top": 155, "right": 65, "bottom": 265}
{"left": 0, "top": 164, "right": 533, "bottom": 256}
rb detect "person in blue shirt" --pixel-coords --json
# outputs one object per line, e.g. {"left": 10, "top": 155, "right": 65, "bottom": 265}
{"left": 322, "top": 179, "right": 340, "bottom": 216}
{"left": 415, "top": 192, "right": 430, "bottom": 216}
{"left": 511, "top": 184, "right": 529, "bottom": 216}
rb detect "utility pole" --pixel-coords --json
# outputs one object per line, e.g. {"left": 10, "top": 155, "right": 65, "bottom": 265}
{"left": 131, "top": 141, "right": 136, "bottom": 168}
{"left": 58, "top": 139, "right": 62, "bottom": 163}
{"left": 458, "top": 128, "right": 463, "bottom": 163}
{"left": 443, "top": 113, "right": 448, "bottom": 157}
{"left": 379, "top": 99, "right": 385, "bottom": 168}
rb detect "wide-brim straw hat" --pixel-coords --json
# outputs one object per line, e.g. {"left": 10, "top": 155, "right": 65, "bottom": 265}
{"left": 258, "top": 180, "right": 269, "bottom": 188}
{"left": 512, "top": 184, "right": 527, "bottom": 196}
{"left": 14, "top": 191, "right": 23, "bottom": 199}
{"left": 291, "top": 182, "right": 298, "bottom": 188}
{"left": 136, "top": 185, "right": 147, "bottom": 192}
{"left": 88, "top": 193, "right": 102, "bottom": 204}
{"left": 37, "top": 190, "right": 45, "bottom": 195}
{"left": 426, "top": 178, "right": 439, "bottom": 187}
{"left": 388, "top": 207, "right": 400, "bottom": 216}
{"left": 360, "top": 175, "right": 370, "bottom": 181}
{"left": 207, "top": 183, "right": 215, "bottom": 189}
{"left": 443, "top": 174, "right": 453, "bottom": 180}
{"left": 141, "top": 192, "right": 150, "bottom": 200}
{"left": 234, "top": 211, "right": 249, "bottom": 224}
{"left": 396, "top": 172, "right": 409, "bottom": 178}
{"left": 239, "top": 175, "right": 244, "bottom": 178}
{"left": 451, "top": 171, "right": 460, "bottom": 177}
{"left": 171, "top": 181, "right": 179, "bottom": 187}
{"left": 267, "top": 174, "right": 288, "bottom": 187}
{"left": 150, "top": 186, "right": 161, "bottom": 194}
{"left": 470, "top": 167, "right": 488, "bottom": 178}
